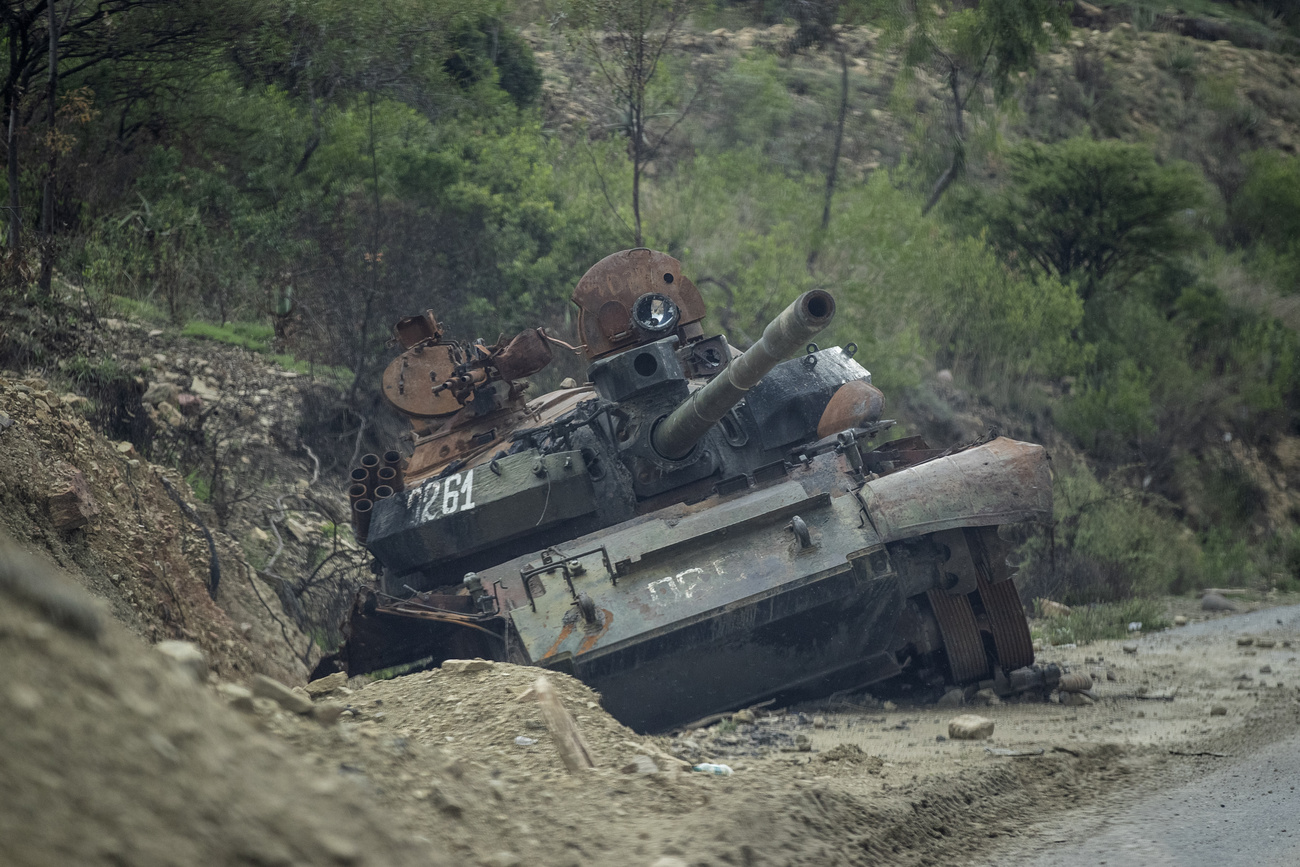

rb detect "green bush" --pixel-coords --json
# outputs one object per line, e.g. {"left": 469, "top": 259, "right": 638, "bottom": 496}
{"left": 1032, "top": 598, "right": 1169, "bottom": 646}
{"left": 1048, "top": 460, "right": 1202, "bottom": 597}
{"left": 1058, "top": 358, "right": 1156, "bottom": 450}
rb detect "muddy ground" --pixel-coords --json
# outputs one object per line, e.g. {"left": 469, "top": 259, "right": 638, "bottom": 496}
{"left": 6, "top": 529, "right": 1300, "bottom": 867}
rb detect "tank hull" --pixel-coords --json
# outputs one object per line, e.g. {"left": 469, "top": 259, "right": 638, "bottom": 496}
{"left": 346, "top": 437, "right": 1050, "bottom": 732}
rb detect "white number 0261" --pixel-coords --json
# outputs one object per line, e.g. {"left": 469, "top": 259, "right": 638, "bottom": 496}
{"left": 415, "top": 470, "right": 477, "bottom": 522}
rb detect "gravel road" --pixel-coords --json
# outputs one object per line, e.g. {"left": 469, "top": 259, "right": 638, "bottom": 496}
{"left": 988, "top": 603, "right": 1300, "bottom": 867}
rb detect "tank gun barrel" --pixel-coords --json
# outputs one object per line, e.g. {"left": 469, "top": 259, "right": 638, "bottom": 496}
{"left": 653, "top": 289, "right": 836, "bottom": 460}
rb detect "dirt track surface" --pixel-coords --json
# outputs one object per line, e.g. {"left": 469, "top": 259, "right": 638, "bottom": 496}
{"left": 6, "top": 532, "right": 1300, "bottom": 867}
{"left": 977, "top": 604, "right": 1300, "bottom": 867}
{"left": 988, "top": 730, "right": 1300, "bottom": 866}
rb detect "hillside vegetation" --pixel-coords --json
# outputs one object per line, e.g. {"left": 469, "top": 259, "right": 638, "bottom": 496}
{"left": 3, "top": 0, "right": 1300, "bottom": 615}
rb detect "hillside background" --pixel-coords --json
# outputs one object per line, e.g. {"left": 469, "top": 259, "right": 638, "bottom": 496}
{"left": 3, "top": 0, "right": 1300, "bottom": 643}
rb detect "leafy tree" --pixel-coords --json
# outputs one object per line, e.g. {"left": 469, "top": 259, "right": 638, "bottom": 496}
{"left": 562, "top": 0, "right": 702, "bottom": 246}
{"left": 1, "top": 0, "right": 227, "bottom": 257}
{"left": 1231, "top": 150, "right": 1300, "bottom": 289}
{"left": 968, "top": 137, "right": 1208, "bottom": 303}
{"left": 871, "top": 0, "right": 1067, "bottom": 213}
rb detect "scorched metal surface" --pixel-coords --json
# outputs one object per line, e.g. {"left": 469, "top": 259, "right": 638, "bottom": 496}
{"left": 335, "top": 248, "right": 1052, "bottom": 732}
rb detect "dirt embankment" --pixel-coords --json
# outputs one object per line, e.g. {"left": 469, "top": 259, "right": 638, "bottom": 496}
{"left": 0, "top": 367, "right": 315, "bottom": 684}
{"left": 8, "top": 516, "right": 1299, "bottom": 867}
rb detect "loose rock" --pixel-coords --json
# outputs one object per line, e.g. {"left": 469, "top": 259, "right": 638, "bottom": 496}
{"left": 154, "top": 640, "right": 208, "bottom": 683}
{"left": 621, "top": 754, "right": 659, "bottom": 775}
{"left": 936, "top": 688, "right": 964, "bottom": 708}
{"left": 312, "top": 701, "right": 346, "bottom": 725}
{"left": 251, "top": 673, "right": 314, "bottom": 714}
{"left": 143, "top": 381, "right": 180, "bottom": 407}
{"left": 1173, "top": 615, "right": 1188, "bottom": 627}
{"left": 216, "top": 683, "right": 256, "bottom": 713}
{"left": 47, "top": 464, "right": 100, "bottom": 530}
{"left": 1203, "top": 593, "right": 1238, "bottom": 612}
{"left": 948, "top": 714, "right": 995, "bottom": 740}
{"left": 443, "top": 659, "right": 493, "bottom": 674}
{"left": 1122, "top": 643, "right": 1138, "bottom": 654}
{"left": 306, "top": 671, "right": 348, "bottom": 697}
{"left": 1210, "top": 705, "right": 1228, "bottom": 716}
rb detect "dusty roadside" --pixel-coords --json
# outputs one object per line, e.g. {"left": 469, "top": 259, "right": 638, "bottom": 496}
{"left": 7, "top": 517, "right": 1299, "bottom": 867}
{"left": 245, "top": 602, "right": 1300, "bottom": 867}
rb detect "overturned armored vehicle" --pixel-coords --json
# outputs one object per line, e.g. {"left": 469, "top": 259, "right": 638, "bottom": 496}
{"left": 342, "top": 249, "right": 1052, "bottom": 732}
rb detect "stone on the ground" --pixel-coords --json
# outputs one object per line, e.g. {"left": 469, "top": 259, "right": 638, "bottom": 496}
{"left": 1210, "top": 705, "right": 1227, "bottom": 716}
{"left": 442, "top": 658, "right": 493, "bottom": 674}
{"left": 47, "top": 464, "right": 100, "bottom": 530}
{"left": 1173, "top": 615, "right": 1188, "bottom": 626}
{"left": 216, "top": 682, "right": 256, "bottom": 713}
{"left": 1122, "top": 642, "right": 1138, "bottom": 654}
{"left": 812, "top": 714, "right": 828, "bottom": 728}
{"left": 651, "top": 858, "right": 689, "bottom": 867}
{"left": 306, "top": 671, "right": 348, "bottom": 697}
{"left": 177, "top": 393, "right": 202, "bottom": 416}
{"left": 1260, "top": 665, "right": 1272, "bottom": 674}
{"left": 1060, "top": 692, "right": 1094, "bottom": 707}
{"left": 936, "top": 688, "right": 964, "bottom": 708}
{"left": 621, "top": 754, "right": 659, "bottom": 775}
{"left": 143, "top": 381, "right": 180, "bottom": 407}
{"left": 974, "top": 688, "right": 1001, "bottom": 706}
{"left": 189, "top": 375, "right": 220, "bottom": 401}
{"left": 1237, "top": 636, "right": 1255, "bottom": 646}
{"left": 731, "top": 709, "right": 755, "bottom": 724}
{"left": 154, "top": 640, "right": 207, "bottom": 682}
{"left": 251, "top": 673, "right": 314, "bottom": 714}
{"left": 1256, "top": 638, "right": 1276, "bottom": 649}
{"left": 156, "top": 401, "right": 184, "bottom": 428}
{"left": 1202, "top": 593, "right": 1237, "bottom": 612}
{"left": 947, "top": 714, "right": 995, "bottom": 740}
{"left": 312, "top": 701, "right": 346, "bottom": 725}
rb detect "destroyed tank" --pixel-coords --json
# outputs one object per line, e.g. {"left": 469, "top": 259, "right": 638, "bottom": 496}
{"left": 342, "top": 249, "right": 1055, "bottom": 732}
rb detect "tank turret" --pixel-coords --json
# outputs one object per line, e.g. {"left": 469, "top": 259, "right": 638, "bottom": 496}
{"left": 653, "top": 289, "right": 835, "bottom": 460}
{"left": 338, "top": 249, "right": 1055, "bottom": 733}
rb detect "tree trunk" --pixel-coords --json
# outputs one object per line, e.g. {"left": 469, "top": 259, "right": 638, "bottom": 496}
{"left": 38, "top": 0, "right": 58, "bottom": 292}
{"left": 808, "top": 46, "right": 849, "bottom": 274}
{"left": 922, "top": 64, "right": 965, "bottom": 216}
{"left": 631, "top": 100, "right": 643, "bottom": 247}
{"left": 6, "top": 27, "right": 20, "bottom": 254}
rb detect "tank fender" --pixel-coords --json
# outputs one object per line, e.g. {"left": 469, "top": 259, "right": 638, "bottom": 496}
{"left": 857, "top": 437, "right": 1050, "bottom": 543}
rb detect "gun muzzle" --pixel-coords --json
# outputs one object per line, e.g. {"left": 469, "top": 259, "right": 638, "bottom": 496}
{"left": 652, "top": 289, "right": 835, "bottom": 460}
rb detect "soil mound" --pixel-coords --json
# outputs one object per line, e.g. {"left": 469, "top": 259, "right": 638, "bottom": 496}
{"left": 0, "top": 539, "right": 441, "bottom": 867}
